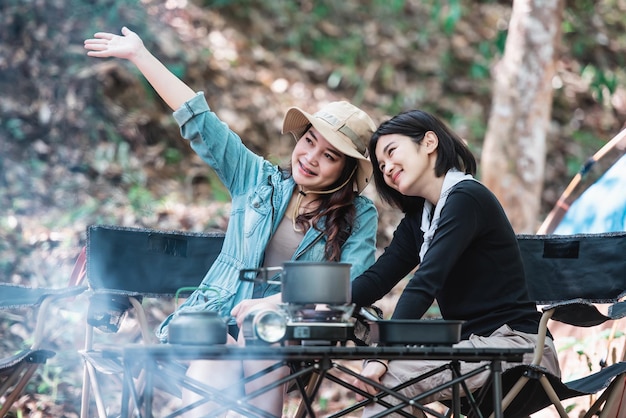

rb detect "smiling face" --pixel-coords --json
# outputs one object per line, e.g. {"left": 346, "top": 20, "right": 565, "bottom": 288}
{"left": 375, "top": 132, "right": 438, "bottom": 198}
{"left": 291, "top": 127, "right": 347, "bottom": 191}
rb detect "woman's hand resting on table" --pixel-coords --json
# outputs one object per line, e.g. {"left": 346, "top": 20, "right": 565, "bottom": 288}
{"left": 352, "top": 360, "right": 389, "bottom": 401}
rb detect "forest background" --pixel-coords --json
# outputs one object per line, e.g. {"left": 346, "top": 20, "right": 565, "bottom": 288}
{"left": 1, "top": 0, "right": 625, "bottom": 416}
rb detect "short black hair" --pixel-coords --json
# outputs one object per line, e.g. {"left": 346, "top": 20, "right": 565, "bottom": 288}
{"left": 369, "top": 110, "right": 476, "bottom": 213}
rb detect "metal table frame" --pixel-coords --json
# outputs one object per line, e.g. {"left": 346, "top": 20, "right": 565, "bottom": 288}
{"left": 111, "top": 344, "right": 531, "bottom": 418}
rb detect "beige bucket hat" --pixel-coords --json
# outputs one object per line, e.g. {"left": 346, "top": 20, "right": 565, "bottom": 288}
{"left": 282, "top": 101, "right": 375, "bottom": 193}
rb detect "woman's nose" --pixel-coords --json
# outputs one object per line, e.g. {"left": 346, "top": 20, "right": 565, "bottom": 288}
{"left": 305, "top": 151, "right": 320, "bottom": 166}
{"left": 383, "top": 162, "right": 394, "bottom": 176}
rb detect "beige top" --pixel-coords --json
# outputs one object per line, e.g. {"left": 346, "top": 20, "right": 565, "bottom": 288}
{"left": 263, "top": 214, "right": 304, "bottom": 267}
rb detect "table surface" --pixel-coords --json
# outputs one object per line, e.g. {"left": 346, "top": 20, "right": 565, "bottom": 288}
{"left": 114, "top": 344, "right": 532, "bottom": 363}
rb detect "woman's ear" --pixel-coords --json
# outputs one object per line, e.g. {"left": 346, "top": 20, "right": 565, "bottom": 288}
{"left": 423, "top": 131, "right": 439, "bottom": 154}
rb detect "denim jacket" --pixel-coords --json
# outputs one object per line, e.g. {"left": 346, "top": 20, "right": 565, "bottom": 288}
{"left": 156, "top": 93, "right": 377, "bottom": 340}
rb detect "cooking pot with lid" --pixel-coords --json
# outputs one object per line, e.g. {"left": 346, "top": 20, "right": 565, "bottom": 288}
{"left": 239, "top": 261, "right": 351, "bottom": 305}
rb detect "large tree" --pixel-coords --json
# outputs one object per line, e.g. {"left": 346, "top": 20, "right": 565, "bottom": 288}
{"left": 481, "top": 0, "right": 565, "bottom": 233}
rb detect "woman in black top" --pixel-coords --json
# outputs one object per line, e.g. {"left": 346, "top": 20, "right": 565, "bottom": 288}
{"left": 351, "top": 110, "right": 561, "bottom": 416}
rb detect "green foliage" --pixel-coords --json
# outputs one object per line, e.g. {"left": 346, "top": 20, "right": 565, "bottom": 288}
{"left": 197, "top": 0, "right": 499, "bottom": 116}
{"left": 90, "top": 140, "right": 167, "bottom": 218}
{"left": 448, "top": 113, "right": 487, "bottom": 149}
{"left": 317, "top": 396, "right": 329, "bottom": 411}
{"left": 470, "top": 41, "right": 495, "bottom": 80}
{"left": 493, "top": 28, "right": 507, "bottom": 55}
{"left": 373, "top": 0, "right": 405, "bottom": 14}
{"left": 581, "top": 65, "right": 619, "bottom": 104}
{"left": 5, "top": 118, "right": 25, "bottom": 141}
{"left": 566, "top": 130, "right": 606, "bottom": 177}
{"left": 436, "top": 0, "right": 463, "bottom": 36}
{"left": 558, "top": 327, "right": 625, "bottom": 376}
{"left": 128, "top": 185, "right": 159, "bottom": 216}
{"left": 164, "top": 148, "right": 184, "bottom": 165}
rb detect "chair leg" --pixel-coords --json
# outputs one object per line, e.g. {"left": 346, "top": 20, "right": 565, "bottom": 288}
{"left": 537, "top": 374, "right": 569, "bottom": 418}
{"left": 80, "top": 318, "right": 95, "bottom": 418}
{"left": 492, "top": 375, "right": 529, "bottom": 417}
{"left": 85, "top": 362, "right": 110, "bottom": 418}
{"left": 80, "top": 360, "right": 91, "bottom": 418}
{"left": 591, "top": 373, "right": 626, "bottom": 418}
{"left": 493, "top": 373, "right": 569, "bottom": 418}
{"left": 131, "top": 366, "right": 148, "bottom": 415}
{"left": 0, "top": 363, "right": 39, "bottom": 417}
{"left": 293, "top": 373, "right": 321, "bottom": 418}
{"left": 0, "top": 363, "right": 27, "bottom": 397}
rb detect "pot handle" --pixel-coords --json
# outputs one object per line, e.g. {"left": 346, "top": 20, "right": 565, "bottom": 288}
{"left": 358, "top": 306, "right": 384, "bottom": 321}
{"left": 239, "top": 267, "right": 283, "bottom": 285}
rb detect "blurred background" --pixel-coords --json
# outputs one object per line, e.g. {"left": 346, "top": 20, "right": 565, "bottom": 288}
{"left": 1, "top": 0, "right": 625, "bottom": 416}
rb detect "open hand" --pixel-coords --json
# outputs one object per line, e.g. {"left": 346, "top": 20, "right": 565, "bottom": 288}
{"left": 84, "top": 26, "right": 144, "bottom": 61}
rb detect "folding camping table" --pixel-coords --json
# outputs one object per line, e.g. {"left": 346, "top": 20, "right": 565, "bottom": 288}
{"left": 107, "top": 344, "right": 531, "bottom": 418}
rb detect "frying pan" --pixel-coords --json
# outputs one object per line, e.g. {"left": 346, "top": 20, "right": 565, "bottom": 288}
{"left": 360, "top": 308, "right": 463, "bottom": 346}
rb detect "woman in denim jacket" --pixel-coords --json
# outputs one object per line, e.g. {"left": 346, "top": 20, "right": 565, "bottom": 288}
{"left": 85, "top": 27, "right": 378, "bottom": 416}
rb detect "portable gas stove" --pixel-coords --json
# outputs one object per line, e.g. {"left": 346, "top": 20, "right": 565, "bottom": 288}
{"left": 283, "top": 303, "right": 355, "bottom": 344}
{"left": 242, "top": 303, "right": 356, "bottom": 345}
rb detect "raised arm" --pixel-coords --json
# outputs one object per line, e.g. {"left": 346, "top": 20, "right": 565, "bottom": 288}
{"left": 84, "top": 26, "right": 195, "bottom": 110}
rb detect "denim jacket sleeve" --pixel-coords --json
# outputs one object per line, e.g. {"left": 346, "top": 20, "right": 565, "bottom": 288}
{"left": 172, "top": 92, "right": 268, "bottom": 196}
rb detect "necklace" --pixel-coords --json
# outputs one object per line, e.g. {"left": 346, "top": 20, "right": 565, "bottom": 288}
{"left": 291, "top": 167, "right": 357, "bottom": 233}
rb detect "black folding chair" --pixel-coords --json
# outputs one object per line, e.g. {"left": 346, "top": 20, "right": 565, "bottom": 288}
{"left": 0, "top": 283, "right": 86, "bottom": 416}
{"left": 79, "top": 224, "right": 224, "bottom": 418}
{"left": 465, "top": 232, "right": 626, "bottom": 418}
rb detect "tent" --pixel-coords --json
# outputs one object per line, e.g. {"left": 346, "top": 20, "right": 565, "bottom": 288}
{"left": 537, "top": 128, "right": 626, "bottom": 234}
{"left": 553, "top": 153, "right": 626, "bottom": 234}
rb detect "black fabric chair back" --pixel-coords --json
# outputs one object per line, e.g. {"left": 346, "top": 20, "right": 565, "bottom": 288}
{"left": 518, "top": 232, "right": 626, "bottom": 304}
{"left": 87, "top": 224, "right": 225, "bottom": 297}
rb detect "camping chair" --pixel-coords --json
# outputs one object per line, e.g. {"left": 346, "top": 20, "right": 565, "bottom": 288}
{"left": 463, "top": 232, "right": 626, "bottom": 418}
{"left": 0, "top": 283, "right": 87, "bottom": 416}
{"left": 79, "top": 224, "right": 225, "bottom": 418}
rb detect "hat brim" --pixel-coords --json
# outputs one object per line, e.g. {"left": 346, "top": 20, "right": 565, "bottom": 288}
{"left": 282, "top": 107, "right": 373, "bottom": 193}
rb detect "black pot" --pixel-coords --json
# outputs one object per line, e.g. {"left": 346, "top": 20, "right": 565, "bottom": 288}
{"left": 168, "top": 311, "right": 228, "bottom": 345}
{"left": 239, "top": 261, "right": 351, "bottom": 305}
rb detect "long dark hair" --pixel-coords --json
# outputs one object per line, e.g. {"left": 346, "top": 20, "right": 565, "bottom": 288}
{"left": 286, "top": 155, "right": 359, "bottom": 262}
{"left": 369, "top": 110, "right": 477, "bottom": 213}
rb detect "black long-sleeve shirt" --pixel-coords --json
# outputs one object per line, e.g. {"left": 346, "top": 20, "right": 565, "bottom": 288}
{"left": 352, "top": 181, "right": 543, "bottom": 340}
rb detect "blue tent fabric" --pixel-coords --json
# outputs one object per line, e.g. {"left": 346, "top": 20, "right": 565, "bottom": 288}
{"left": 555, "top": 154, "right": 626, "bottom": 234}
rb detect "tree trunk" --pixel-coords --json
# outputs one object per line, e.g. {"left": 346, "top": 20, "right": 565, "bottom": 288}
{"left": 481, "top": 0, "right": 564, "bottom": 233}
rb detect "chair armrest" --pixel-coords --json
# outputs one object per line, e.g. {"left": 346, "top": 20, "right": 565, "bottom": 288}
{"left": 531, "top": 298, "right": 618, "bottom": 367}
{"left": 0, "top": 284, "right": 87, "bottom": 350}
{"left": 542, "top": 299, "right": 612, "bottom": 327}
{"left": 0, "top": 284, "right": 86, "bottom": 309}
{"left": 530, "top": 309, "right": 553, "bottom": 366}
{"left": 608, "top": 300, "right": 626, "bottom": 320}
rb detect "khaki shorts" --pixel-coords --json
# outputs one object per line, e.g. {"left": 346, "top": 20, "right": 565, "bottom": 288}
{"left": 362, "top": 324, "right": 560, "bottom": 417}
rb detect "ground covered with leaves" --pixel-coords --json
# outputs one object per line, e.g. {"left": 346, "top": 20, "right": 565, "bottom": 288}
{"left": 1, "top": 0, "right": 625, "bottom": 416}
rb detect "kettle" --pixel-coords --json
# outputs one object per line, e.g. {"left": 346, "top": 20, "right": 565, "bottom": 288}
{"left": 168, "top": 311, "right": 228, "bottom": 345}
